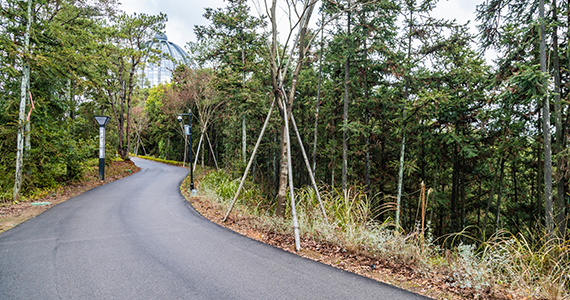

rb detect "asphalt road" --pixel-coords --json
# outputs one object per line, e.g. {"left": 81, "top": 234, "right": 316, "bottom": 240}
{"left": 0, "top": 158, "right": 430, "bottom": 299}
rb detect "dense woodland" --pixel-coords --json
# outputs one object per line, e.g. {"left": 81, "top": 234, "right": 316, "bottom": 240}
{"left": 2, "top": 0, "right": 570, "bottom": 245}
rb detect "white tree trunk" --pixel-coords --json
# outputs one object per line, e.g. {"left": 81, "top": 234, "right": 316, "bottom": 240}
{"left": 13, "top": 0, "right": 33, "bottom": 202}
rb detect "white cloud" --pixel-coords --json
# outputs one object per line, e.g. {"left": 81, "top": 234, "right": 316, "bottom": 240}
{"left": 119, "top": 0, "right": 226, "bottom": 48}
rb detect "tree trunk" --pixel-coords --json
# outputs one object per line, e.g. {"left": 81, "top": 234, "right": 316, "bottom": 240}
{"left": 450, "top": 146, "right": 459, "bottom": 229}
{"left": 342, "top": 10, "right": 351, "bottom": 192}
{"left": 312, "top": 11, "right": 324, "bottom": 180}
{"left": 362, "top": 12, "right": 370, "bottom": 197}
{"left": 552, "top": 0, "right": 566, "bottom": 238}
{"left": 396, "top": 7, "right": 413, "bottom": 228}
{"left": 540, "top": 0, "right": 554, "bottom": 237}
{"left": 242, "top": 114, "right": 247, "bottom": 164}
{"left": 276, "top": 121, "right": 289, "bottom": 217}
{"left": 483, "top": 158, "right": 501, "bottom": 239}
{"left": 13, "top": 0, "right": 33, "bottom": 202}
{"left": 538, "top": 111, "right": 543, "bottom": 230}
{"left": 494, "top": 159, "right": 505, "bottom": 234}
{"left": 269, "top": 0, "right": 315, "bottom": 217}
{"left": 513, "top": 161, "right": 519, "bottom": 229}
{"left": 461, "top": 163, "right": 466, "bottom": 230}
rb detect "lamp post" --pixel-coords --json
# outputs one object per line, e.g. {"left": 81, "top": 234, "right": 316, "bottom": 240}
{"left": 178, "top": 110, "right": 197, "bottom": 196}
{"left": 94, "top": 116, "right": 111, "bottom": 180}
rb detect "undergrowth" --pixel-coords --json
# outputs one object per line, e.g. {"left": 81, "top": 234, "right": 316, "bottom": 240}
{"left": 1, "top": 157, "right": 132, "bottom": 205}
{"left": 192, "top": 169, "right": 569, "bottom": 299}
{"left": 134, "top": 154, "right": 184, "bottom": 166}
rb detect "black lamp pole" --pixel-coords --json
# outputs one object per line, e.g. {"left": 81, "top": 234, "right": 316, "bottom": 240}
{"left": 178, "top": 110, "right": 196, "bottom": 195}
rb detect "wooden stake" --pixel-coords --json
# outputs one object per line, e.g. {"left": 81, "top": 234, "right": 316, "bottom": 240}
{"left": 223, "top": 99, "right": 275, "bottom": 222}
{"left": 290, "top": 113, "right": 328, "bottom": 223}
{"left": 193, "top": 131, "right": 204, "bottom": 172}
{"left": 283, "top": 99, "right": 301, "bottom": 251}
{"left": 205, "top": 132, "right": 219, "bottom": 171}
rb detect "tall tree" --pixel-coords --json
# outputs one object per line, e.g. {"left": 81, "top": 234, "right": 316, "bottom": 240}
{"left": 13, "top": 0, "right": 32, "bottom": 202}
{"left": 97, "top": 12, "right": 166, "bottom": 159}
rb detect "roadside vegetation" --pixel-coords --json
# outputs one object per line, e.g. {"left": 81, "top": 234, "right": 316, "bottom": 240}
{"left": 3, "top": 0, "right": 570, "bottom": 299}
{"left": 185, "top": 169, "right": 570, "bottom": 300}
{"left": 0, "top": 158, "right": 138, "bottom": 232}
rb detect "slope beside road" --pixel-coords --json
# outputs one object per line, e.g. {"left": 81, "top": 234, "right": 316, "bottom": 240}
{"left": 0, "top": 158, "right": 430, "bottom": 299}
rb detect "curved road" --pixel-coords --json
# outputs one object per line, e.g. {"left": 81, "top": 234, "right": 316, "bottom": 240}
{"left": 0, "top": 158, "right": 429, "bottom": 299}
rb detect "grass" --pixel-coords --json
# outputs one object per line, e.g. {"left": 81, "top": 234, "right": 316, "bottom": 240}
{"left": 1, "top": 157, "right": 134, "bottom": 205}
{"left": 186, "top": 168, "right": 569, "bottom": 299}
{"left": 134, "top": 154, "right": 185, "bottom": 166}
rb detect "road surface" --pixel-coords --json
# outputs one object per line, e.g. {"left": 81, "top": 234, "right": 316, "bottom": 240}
{"left": 0, "top": 158, "right": 430, "bottom": 299}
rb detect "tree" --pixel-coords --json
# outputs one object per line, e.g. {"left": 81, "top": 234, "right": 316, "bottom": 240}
{"left": 96, "top": 12, "right": 166, "bottom": 159}
{"left": 193, "top": 0, "right": 266, "bottom": 166}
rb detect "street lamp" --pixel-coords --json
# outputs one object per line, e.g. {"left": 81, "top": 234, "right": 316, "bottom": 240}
{"left": 178, "top": 110, "right": 197, "bottom": 197}
{"left": 94, "top": 116, "right": 111, "bottom": 180}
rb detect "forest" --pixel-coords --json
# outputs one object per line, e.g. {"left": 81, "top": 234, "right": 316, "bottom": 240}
{"left": 1, "top": 0, "right": 569, "bottom": 297}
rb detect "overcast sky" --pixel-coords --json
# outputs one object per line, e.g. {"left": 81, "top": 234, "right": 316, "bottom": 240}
{"left": 119, "top": 0, "right": 491, "bottom": 59}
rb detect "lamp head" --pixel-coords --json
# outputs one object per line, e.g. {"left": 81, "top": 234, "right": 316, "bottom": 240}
{"left": 177, "top": 115, "right": 183, "bottom": 122}
{"left": 94, "top": 116, "right": 111, "bottom": 126}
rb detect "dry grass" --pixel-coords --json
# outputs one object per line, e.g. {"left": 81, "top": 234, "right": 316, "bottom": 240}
{"left": 192, "top": 169, "right": 569, "bottom": 299}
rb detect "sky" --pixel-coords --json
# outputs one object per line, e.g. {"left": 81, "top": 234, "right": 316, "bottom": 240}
{"left": 119, "top": 0, "right": 493, "bottom": 60}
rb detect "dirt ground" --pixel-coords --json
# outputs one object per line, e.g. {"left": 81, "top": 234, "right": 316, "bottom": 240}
{"left": 0, "top": 160, "right": 140, "bottom": 233}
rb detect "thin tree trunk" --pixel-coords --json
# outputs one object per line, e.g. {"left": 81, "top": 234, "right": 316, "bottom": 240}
{"left": 537, "top": 110, "right": 543, "bottom": 230}
{"left": 451, "top": 147, "right": 459, "bottom": 229}
{"left": 396, "top": 7, "right": 413, "bottom": 228}
{"left": 494, "top": 159, "right": 505, "bottom": 234}
{"left": 242, "top": 35, "right": 247, "bottom": 165}
{"left": 461, "top": 164, "right": 466, "bottom": 230}
{"left": 312, "top": 10, "right": 324, "bottom": 180}
{"left": 342, "top": 10, "right": 351, "bottom": 192}
{"left": 396, "top": 115, "right": 406, "bottom": 228}
{"left": 483, "top": 158, "right": 501, "bottom": 239}
{"left": 276, "top": 118, "right": 289, "bottom": 217}
{"left": 13, "top": 0, "right": 33, "bottom": 202}
{"left": 513, "top": 161, "right": 519, "bottom": 229}
{"left": 362, "top": 12, "right": 370, "bottom": 197}
{"left": 242, "top": 114, "right": 247, "bottom": 164}
{"left": 540, "top": 0, "right": 554, "bottom": 237}
{"left": 552, "top": 0, "right": 566, "bottom": 238}
{"left": 331, "top": 121, "right": 336, "bottom": 188}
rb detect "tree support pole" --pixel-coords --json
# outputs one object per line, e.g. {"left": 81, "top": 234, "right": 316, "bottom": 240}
{"left": 223, "top": 99, "right": 275, "bottom": 222}
{"left": 193, "top": 131, "right": 204, "bottom": 172}
{"left": 205, "top": 132, "right": 219, "bottom": 171}
{"left": 290, "top": 113, "right": 328, "bottom": 222}
{"left": 283, "top": 98, "right": 301, "bottom": 251}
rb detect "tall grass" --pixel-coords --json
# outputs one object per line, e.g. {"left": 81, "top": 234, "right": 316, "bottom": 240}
{"left": 197, "top": 170, "right": 569, "bottom": 299}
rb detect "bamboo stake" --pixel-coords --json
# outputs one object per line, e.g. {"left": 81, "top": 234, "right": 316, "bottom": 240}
{"left": 205, "top": 132, "right": 219, "bottom": 171}
{"left": 283, "top": 99, "right": 301, "bottom": 251}
{"left": 223, "top": 99, "right": 275, "bottom": 222}
{"left": 290, "top": 113, "right": 328, "bottom": 222}
{"left": 193, "top": 131, "right": 204, "bottom": 172}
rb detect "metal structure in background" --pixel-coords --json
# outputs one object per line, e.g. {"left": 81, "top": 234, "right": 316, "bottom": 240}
{"left": 178, "top": 110, "right": 197, "bottom": 197}
{"left": 140, "top": 33, "right": 190, "bottom": 88}
{"left": 94, "top": 116, "right": 111, "bottom": 180}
